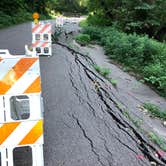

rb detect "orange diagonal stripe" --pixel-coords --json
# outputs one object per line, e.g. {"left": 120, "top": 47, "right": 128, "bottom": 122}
{"left": 24, "top": 76, "right": 41, "bottom": 93}
{"left": 0, "top": 122, "right": 21, "bottom": 145}
{"left": 32, "top": 41, "right": 40, "bottom": 47}
{"left": 32, "top": 23, "right": 41, "bottom": 33}
{"left": 41, "top": 42, "right": 49, "bottom": 47}
{"left": 0, "top": 58, "right": 37, "bottom": 94}
{"left": 19, "top": 120, "right": 43, "bottom": 145}
{"left": 39, "top": 24, "right": 50, "bottom": 33}
{"left": 0, "top": 58, "right": 3, "bottom": 62}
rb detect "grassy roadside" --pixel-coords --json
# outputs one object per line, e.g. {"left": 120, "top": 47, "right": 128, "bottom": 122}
{"left": 143, "top": 103, "right": 166, "bottom": 120}
{"left": 77, "top": 19, "right": 166, "bottom": 97}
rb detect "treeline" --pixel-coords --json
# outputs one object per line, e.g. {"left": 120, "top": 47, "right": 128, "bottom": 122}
{"left": 86, "top": 0, "right": 166, "bottom": 41}
{"left": 0, "top": 0, "right": 87, "bottom": 28}
{"left": 0, "top": 0, "right": 51, "bottom": 28}
{"left": 82, "top": 1, "right": 166, "bottom": 95}
{"left": 0, "top": 0, "right": 165, "bottom": 41}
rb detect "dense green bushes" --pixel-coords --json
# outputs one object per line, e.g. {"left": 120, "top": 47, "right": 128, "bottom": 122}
{"left": 75, "top": 34, "right": 91, "bottom": 46}
{"left": 0, "top": 11, "right": 32, "bottom": 28}
{"left": 86, "top": 0, "right": 166, "bottom": 41}
{"left": 82, "top": 25, "right": 166, "bottom": 96}
{"left": 0, "top": 0, "right": 51, "bottom": 29}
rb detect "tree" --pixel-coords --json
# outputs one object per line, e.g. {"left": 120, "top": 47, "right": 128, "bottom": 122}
{"left": 87, "top": 0, "right": 166, "bottom": 41}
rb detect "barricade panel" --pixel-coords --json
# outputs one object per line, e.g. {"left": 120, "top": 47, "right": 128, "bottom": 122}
{"left": 0, "top": 57, "right": 41, "bottom": 95}
{"left": 32, "top": 22, "right": 52, "bottom": 56}
{"left": 0, "top": 120, "right": 43, "bottom": 147}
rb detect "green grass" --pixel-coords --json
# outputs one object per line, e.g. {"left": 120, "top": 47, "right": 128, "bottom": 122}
{"left": 143, "top": 103, "right": 166, "bottom": 120}
{"left": 75, "top": 34, "right": 91, "bottom": 46}
{"left": 93, "top": 64, "right": 118, "bottom": 87}
{"left": 93, "top": 65, "right": 111, "bottom": 78}
{"left": 148, "top": 132, "right": 166, "bottom": 151}
{"left": 108, "top": 78, "right": 118, "bottom": 87}
{"left": 123, "top": 109, "right": 142, "bottom": 128}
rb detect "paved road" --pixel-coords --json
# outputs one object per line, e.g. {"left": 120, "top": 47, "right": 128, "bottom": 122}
{"left": 0, "top": 20, "right": 166, "bottom": 166}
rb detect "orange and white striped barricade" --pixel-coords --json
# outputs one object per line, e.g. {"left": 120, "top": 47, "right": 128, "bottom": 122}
{"left": 32, "top": 22, "right": 52, "bottom": 56}
{"left": 0, "top": 50, "right": 44, "bottom": 166}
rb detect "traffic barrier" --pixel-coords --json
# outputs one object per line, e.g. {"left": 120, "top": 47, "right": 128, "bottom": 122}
{"left": 56, "top": 16, "right": 64, "bottom": 27}
{"left": 0, "top": 50, "right": 44, "bottom": 166}
{"left": 32, "top": 22, "right": 52, "bottom": 56}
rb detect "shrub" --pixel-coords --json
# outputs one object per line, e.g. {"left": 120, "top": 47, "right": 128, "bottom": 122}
{"left": 82, "top": 26, "right": 102, "bottom": 41}
{"left": 87, "top": 14, "right": 111, "bottom": 26}
{"left": 75, "top": 34, "right": 91, "bottom": 46}
{"left": 93, "top": 65, "right": 111, "bottom": 78}
{"left": 144, "top": 103, "right": 166, "bottom": 120}
{"left": 0, "top": 11, "right": 51, "bottom": 29}
{"left": 79, "top": 19, "right": 88, "bottom": 27}
{"left": 82, "top": 25, "right": 166, "bottom": 96}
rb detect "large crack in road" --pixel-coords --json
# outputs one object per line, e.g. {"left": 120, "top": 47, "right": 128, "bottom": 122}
{"left": 0, "top": 19, "right": 165, "bottom": 166}
{"left": 45, "top": 37, "right": 166, "bottom": 165}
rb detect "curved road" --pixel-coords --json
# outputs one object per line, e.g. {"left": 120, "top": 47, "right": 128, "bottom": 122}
{"left": 0, "top": 21, "right": 166, "bottom": 166}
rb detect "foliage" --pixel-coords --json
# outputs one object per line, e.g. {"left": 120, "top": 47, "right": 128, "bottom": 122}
{"left": 86, "top": 0, "right": 166, "bottom": 41}
{"left": 148, "top": 132, "right": 166, "bottom": 151}
{"left": 82, "top": 26, "right": 102, "bottom": 40}
{"left": 0, "top": 0, "right": 52, "bottom": 28}
{"left": 50, "top": 0, "right": 88, "bottom": 14}
{"left": 75, "top": 34, "right": 91, "bottom": 46}
{"left": 0, "top": 0, "right": 89, "bottom": 28}
{"left": 0, "top": 11, "right": 32, "bottom": 28}
{"left": 93, "top": 65, "right": 111, "bottom": 78}
{"left": 82, "top": 25, "right": 166, "bottom": 96}
{"left": 123, "top": 109, "right": 142, "bottom": 128}
{"left": 79, "top": 19, "right": 89, "bottom": 27}
{"left": 109, "top": 79, "right": 118, "bottom": 87}
{"left": 143, "top": 103, "right": 166, "bottom": 120}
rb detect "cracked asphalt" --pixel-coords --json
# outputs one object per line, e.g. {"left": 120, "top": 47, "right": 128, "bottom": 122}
{"left": 41, "top": 39, "right": 166, "bottom": 165}
{"left": 0, "top": 19, "right": 166, "bottom": 166}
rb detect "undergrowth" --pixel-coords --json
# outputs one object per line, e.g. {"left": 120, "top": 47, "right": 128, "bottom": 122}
{"left": 75, "top": 34, "right": 91, "bottom": 46}
{"left": 81, "top": 24, "right": 166, "bottom": 97}
{"left": 143, "top": 103, "right": 166, "bottom": 120}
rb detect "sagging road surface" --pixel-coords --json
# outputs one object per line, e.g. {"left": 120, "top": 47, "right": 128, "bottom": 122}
{"left": 0, "top": 20, "right": 166, "bottom": 166}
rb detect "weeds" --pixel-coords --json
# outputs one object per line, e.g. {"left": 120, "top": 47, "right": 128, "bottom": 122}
{"left": 148, "top": 132, "right": 166, "bottom": 151}
{"left": 108, "top": 78, "right": 118, "bottom": 87}
{"left": 93, "top": 64, "right": 118, "bottom": 87}
{"left": 143, "top": 103, "right": 166, "bottom": 120}
{"left": 82, "top": 25, "right": 166, "bottom": 97}
{"left": 123, "top": 109, "right": 142, "bottom": 128}
{"left": 93, "top": 65, "right": 111, "bottom": 78}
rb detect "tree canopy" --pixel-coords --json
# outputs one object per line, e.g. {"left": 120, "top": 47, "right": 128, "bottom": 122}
{"left": 86, "top": 0, "right": 166, "bottom": 41}
{"left": 0, "top": 0, "right": 165, "bottom": 40}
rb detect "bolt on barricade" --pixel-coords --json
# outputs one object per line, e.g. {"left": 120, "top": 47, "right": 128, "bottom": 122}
{"left": 32, "top": 22, "right": 52, "bottom": 56}
{"left": 0, "top": 50, "right": 44, "bottom": 166}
